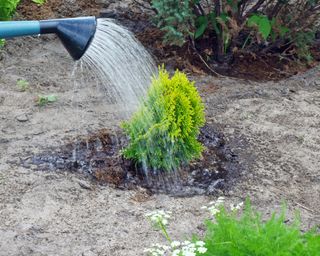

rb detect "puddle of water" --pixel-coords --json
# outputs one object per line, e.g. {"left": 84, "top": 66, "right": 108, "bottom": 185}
{"left": 22, "top": 125, "right": 241, "bottom": 196}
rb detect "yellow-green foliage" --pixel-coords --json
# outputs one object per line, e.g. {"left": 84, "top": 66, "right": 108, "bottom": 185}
{"left": 122, "top": 67, "right": 205, "bottom": 172}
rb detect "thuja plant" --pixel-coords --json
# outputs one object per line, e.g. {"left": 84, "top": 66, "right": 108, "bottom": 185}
{"left": 149, "top": 0, "right": 320, "bottom": 62}
{"left": 122, "top": 66, "right": 205, "bottom": 172}
{"left": 144, "top": 197, "right": 320, "bottom": 256}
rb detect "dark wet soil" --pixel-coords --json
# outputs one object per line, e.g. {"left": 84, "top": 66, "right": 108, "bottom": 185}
{"left": 21, "top": 124, "right": 240, "bottom": 196}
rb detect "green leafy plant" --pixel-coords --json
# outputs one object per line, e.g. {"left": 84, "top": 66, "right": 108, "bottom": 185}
{"left": 204, "top": 199, "right": 320, "bottom": 255}
{"left": 144, "top": 197, "right": 320, "bottom": 256}
{"left": 149, "top": 0, "right": 320, "bottom": 63}
{"left": 36, "top": 94, "right": 58, "bottom": 106}
{"left": 0, "top": 39, "right": 5, "bottom": 49}
{"left": 293, "top": 31, "right": 316, "bottom": 62}
{"left": 0, "top": 0, "right": 21, "bottom": 48}
{"left": 151, "top": 0, "right": 195, "bottom": 46}
{"left": 0, "top": 0, "right": 20, "bottom": 20}
{"left": 247, "top": 14, "right": 272, "bottom": 40}
{"left": 31, "top": 0, "right": 45, "bottom": 5}
{"left": 122, "top": 66, "right": 205, "bottom": 172}
{"left": 16, "top": 79, "right": 29, "bottom": 91}
{"left": 144, "top": 209, "right": 207, "bottom": 255}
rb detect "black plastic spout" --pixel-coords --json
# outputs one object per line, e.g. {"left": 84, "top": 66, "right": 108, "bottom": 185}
{"left": 40, "top": 17, "right": 97, "bottom": 60}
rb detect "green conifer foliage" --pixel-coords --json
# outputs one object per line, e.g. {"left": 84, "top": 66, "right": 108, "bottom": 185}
{"left": 122, "top": 67, "right": 205, "bottom": 172}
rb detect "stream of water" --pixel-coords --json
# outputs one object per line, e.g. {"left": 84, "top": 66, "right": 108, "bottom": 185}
{"left": 77, "top": 18, "right": 157, "bottom": 114}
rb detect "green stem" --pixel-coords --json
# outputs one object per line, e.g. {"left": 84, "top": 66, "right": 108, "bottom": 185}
{"left": 159, "top": 222, "right": 172, "bottom": 243}
{"left": 242, "top": 33, "right": 251, "bottom": 49}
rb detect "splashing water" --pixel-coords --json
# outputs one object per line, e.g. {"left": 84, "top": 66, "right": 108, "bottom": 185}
{"left": 77, "top": 18, "right": 157, "bottom": 114}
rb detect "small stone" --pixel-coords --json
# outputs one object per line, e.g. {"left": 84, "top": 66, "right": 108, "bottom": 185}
{"left": 255, "top": 89, "right": 264, "bottom": 96}
{"left": 16, "top": 114, "right": 29, "bottom": 122}
{"left": 82, "top": 250, "right": 97, "bottom": 256}
{"left": 281, "top": 87, "right": 290, "bottom": 95}
{"left": 32, "top": 130, "right": 44, "bottom": 135}
{"left": 78, "top": 180, "right": 92, "bottom": 190}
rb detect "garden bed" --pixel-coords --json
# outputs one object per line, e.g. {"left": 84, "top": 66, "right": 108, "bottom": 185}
{"left": 0, "top": 0, "right": 319, "bottom": 255}
{"left": 22, "top": 125, "right": 240, "bottom": 196}
{"left": 1, "top": 33, "right": 319, "bottom": 255}
{"left": 17, "top": 0, "right": 320, "bottom": 81}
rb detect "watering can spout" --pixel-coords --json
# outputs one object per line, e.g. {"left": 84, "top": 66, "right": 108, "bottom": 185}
{"left": 0, "top": 17, "right": 97, "bottom": 60}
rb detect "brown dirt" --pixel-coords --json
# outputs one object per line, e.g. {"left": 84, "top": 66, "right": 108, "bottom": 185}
{"left": 21, "top": 125, "right": 240, "bottom": 196}
{"left": 0, "top": 1, "right": 319, "bottom": 255}
{"left": 17, "top": 0, "right": 319, "bottom": 81}
{"left": 17, "top": 0, "right": 100, "bottom": 20}
{"left": 136, "top": 27, "right": 319, "bottom": 81}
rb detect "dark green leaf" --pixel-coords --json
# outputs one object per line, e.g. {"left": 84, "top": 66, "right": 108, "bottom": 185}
{"left": 247, "top": 15, "right": 260, "bottom": 27}
{"left": 195, "top": 15, "right": 208, "bottom": 39}
{"left": 248, "top": 15, "right": 271, "bottom": 40}
{"left": 279, "top": 26, "right": 290, "bottom": 37}
{"left": 208, "top": 12, "right": 220, "bottom": 35}
{"left": 259, "top": 17, "right": 271, "bottom": 40}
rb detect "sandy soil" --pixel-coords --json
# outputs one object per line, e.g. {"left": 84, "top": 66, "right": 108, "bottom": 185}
{"left": 0, "top": 2, "right": 320, "bottom": 255}
{"left": 0, "top": 35, "right": 319, "bottom": 255}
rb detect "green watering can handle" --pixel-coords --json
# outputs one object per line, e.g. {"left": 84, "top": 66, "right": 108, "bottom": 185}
{"left": 0, "top": 20, "right": 40, "bottom": 39}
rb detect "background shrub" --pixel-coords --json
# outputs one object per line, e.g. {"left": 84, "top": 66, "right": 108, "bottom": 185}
{"left": 149, "top": 0, "right": 320, "bottom": 63}
{"left": 122, "top": 67, "right": 205, "bottom": 172}
{"left": 151, "top": 0, "right": 195, "bottom": 46}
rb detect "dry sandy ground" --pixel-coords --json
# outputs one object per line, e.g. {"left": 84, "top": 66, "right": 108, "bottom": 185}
{"left": 0, "top": 35, "right": 319, "bottom": 255}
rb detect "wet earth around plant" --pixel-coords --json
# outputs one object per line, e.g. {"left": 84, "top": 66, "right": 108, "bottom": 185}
{"left": 20, "top": 124, "right": 240, "bottom": 197}
{"left": 0, "top": 1, "right": 320, "bottom": 255}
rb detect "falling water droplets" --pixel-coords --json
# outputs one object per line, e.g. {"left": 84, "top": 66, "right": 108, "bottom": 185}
{"left": 78, "top": 18, "right": 157, "bottom": 116}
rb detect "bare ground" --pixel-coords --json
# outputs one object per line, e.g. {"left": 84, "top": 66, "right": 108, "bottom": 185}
{"left": 0, "top": 34, "right": 319, "bottom": 256}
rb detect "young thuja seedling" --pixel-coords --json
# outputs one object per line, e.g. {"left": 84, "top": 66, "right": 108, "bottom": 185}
{"left": 16, "top": 79, "right": 30, "bottom": 92}
{"left": 36, "top": 94, "right": 58, "bottom": 106}
{"left": 122, "top": 66, "right": 205, "bottom": 172}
